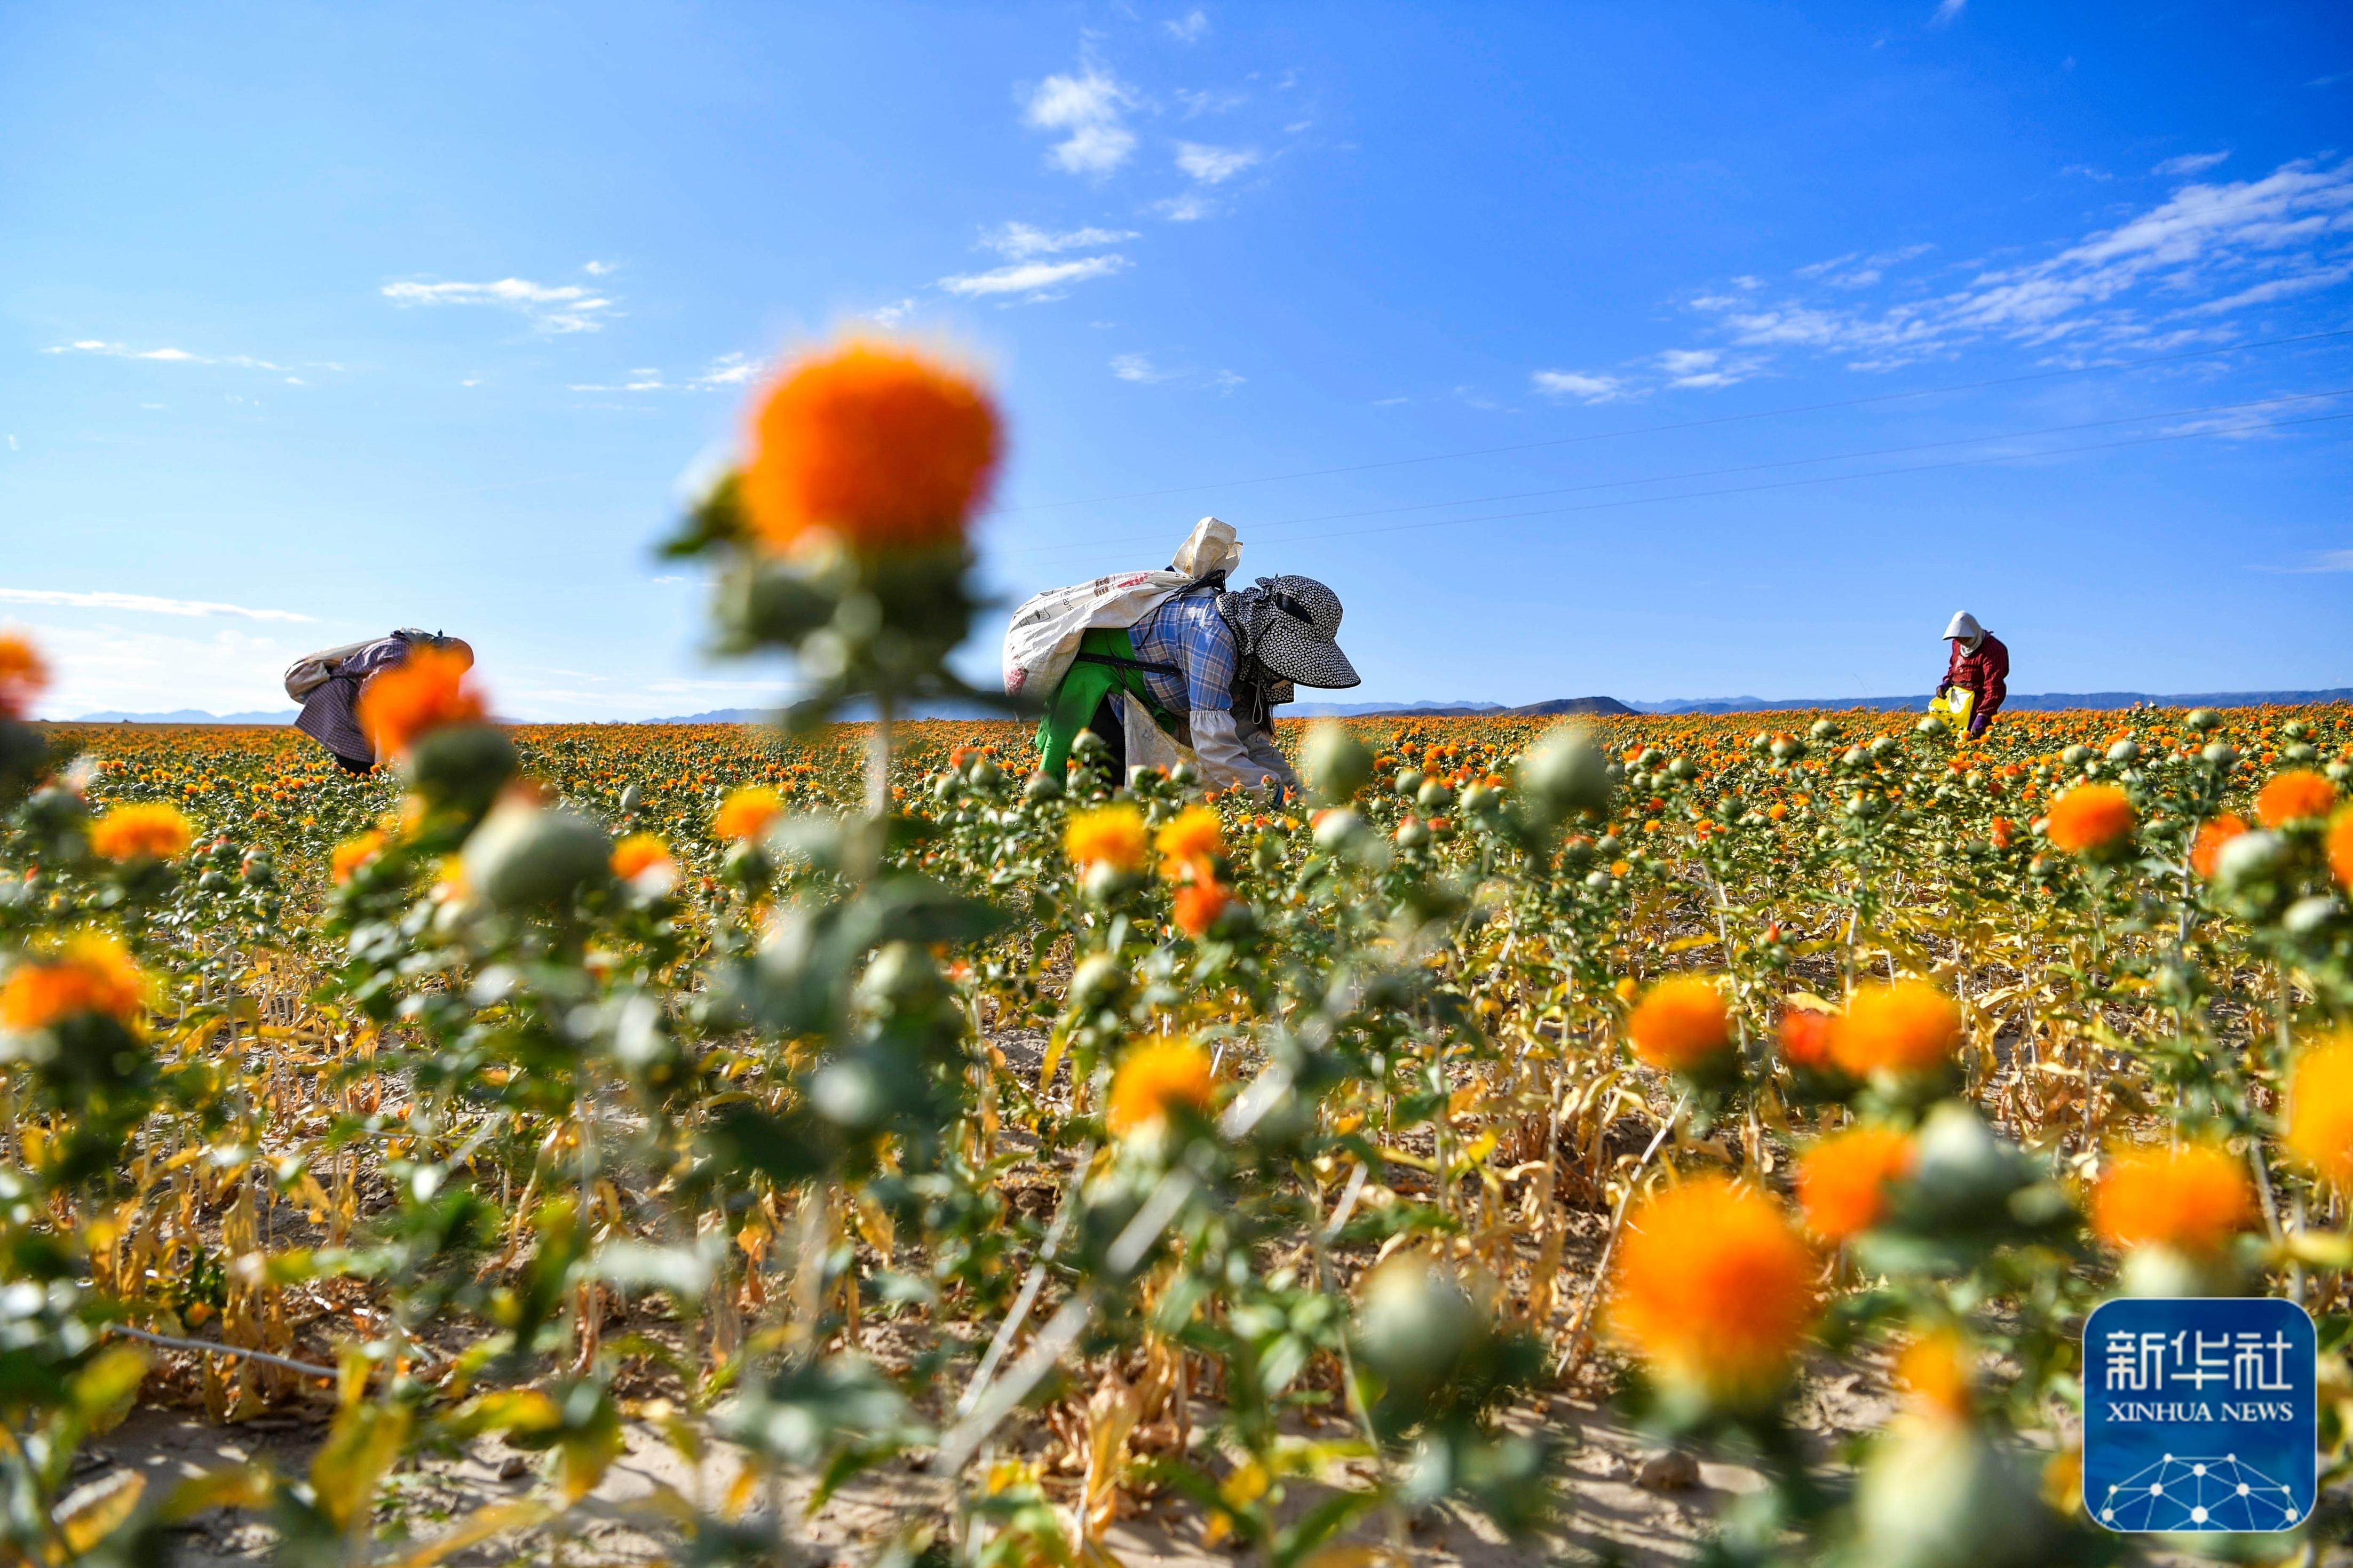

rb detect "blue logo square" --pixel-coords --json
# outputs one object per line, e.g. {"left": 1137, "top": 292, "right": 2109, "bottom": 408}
{"left": 2083, "top": 1296, "right": 2315, "bottom": 1533}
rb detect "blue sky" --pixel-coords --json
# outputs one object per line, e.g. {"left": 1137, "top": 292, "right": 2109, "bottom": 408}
{"left": 3, "top": 1, "right": 2350, "bottom": 718}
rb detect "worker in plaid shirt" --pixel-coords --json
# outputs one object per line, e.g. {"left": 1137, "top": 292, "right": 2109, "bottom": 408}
{"left": 1128, "top": 576, "right": 1358, "bottom": 795}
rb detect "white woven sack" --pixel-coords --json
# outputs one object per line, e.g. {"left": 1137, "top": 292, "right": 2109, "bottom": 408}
{"left": 282, "top": 637, "right": 378, "bottom": 702}
{"left": 1000, "top": 518, "right": 1242, "bottom": 700}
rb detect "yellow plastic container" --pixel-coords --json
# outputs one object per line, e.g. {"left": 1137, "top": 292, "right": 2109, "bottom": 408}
{"left": 1928, "top": 688, "right": 1977, "bottom": 733}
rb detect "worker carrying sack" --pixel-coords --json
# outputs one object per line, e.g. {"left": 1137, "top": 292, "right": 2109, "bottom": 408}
{"left": 1001, "top": 518, "right": 1243, "bottom": 702}
{"left": 282, "top": 637, "right": 381, "bottom": 702}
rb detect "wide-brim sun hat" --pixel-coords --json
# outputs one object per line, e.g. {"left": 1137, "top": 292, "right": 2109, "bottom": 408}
{"left": 1251, "top": 576, "right": 1360, "bottom": 689}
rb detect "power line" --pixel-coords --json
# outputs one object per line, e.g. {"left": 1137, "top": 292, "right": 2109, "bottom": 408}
{"left": 1001, "top": 385, "right": 2351, "bottom": 555}
{"left": 982, "top": 324, "right": 2353, "bottom": 517}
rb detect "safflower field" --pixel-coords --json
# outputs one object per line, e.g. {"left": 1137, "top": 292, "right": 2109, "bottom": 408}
{"left": 4, "top": 341, "right": 2353, "bottom": 1566}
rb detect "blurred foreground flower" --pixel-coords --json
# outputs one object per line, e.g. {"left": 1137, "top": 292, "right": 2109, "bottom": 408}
{"left": 2044, "top": 783, "right": 2134, "bottom": 856}
{"left": 1624, "top": 974, "right": 1732, "bottom": 1074}
{"left": 1830, "top": 981, "right": 1961, "bottom": 1083}
{"left": 331, "top": 829, "right": 388, "bottom": 885}
{"left": 1107, "top": 1039, "right": 1216, "bottom": 1137}
{"left": 359, "top": 646, "right": 486, "bottom": 759}
{"left": 612, "top": 832, "right": 677, "bottom": 890}
{"left": 743, "top": 340, "right": 1000, "bottom": 556}
{"left": 1154, "top": 805, "right": 1224, "bottom": 881}
{"left": 2255, "top": 769, "right": 2336, "bottom": 828}
{"left": 2189, "top": 813, "right": 2247, "bottom": 879}
{"left": 1797, "top": 1125, "right": 1915, "bottom": 1241}
{"left": 1, "top": 934, "right": 147, "bottom": 1032}
{"left": 715, "top": 786, "right": 786, "bottom": 843}
{"left": 2286, "top": 1031, "right": 2353, "bottom": 1188}
{"left": 0, "top": 632, "right": 48, "bottom": 719}
{"left": 1608, "top": 1174, "right": 1815, "bottom": 1412}
{"left": 2091, "top": 1142, "right": 2254, "bottom": 1255}
{"left": 2332, "top": 807, "right": 2353, "bottom": 890}
{"left": 88, "top": 802, "right": 193, "bottom": 863}
{"left": 1066, "top": 804, "right": 1148, "bottom": 875}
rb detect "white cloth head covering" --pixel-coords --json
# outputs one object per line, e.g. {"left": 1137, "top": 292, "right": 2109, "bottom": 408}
{"left": 1944, "top": 611, "right": 1984, "bottom": 649}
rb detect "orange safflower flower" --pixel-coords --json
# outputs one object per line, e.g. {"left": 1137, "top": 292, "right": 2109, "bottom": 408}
{"left": 714, "top": 786, "right": 786, "bottom": 843}
{"left": 88, "top": 802, "right": 194, "bottom": 863}
{"left": 742, "top": 340, "right": 1000, "bottom": 556}
{"left": 2330, "top": 809, "right": 2353, "bottom": 892}
{"left": 1171, "top": 879, "right": 1230, "bottom": 938}
{"left": 1796, "top": 1125, "right": 1915, "bottom": 1241}
{"left": 357, "top": 647, "right": 485, "bottom": 760}
{"left": 612, "top": 832, "right": 675, "bottom": 881}
{"left": 1106, "top": 1039, "right": 1217, "bottom": 1136}
{"left": 1625, "top": 975, "right": 1733, "bottom": 1072}
{"left": 330, "top": 830, "right": 387, "bottom": 885}
{"left": 1896, "top": 1329, "right": 1974, "bottom": 1423}
{"left": 1065, "top": 803, "right": 1148, "bottom": 873}
{"left": 2044, "top": 783, "right": 2134, "bottom": 855}
{"left": 2286, "top": 1031, "right": 2353, "bottom": 1188}
{"left": 1154, "top": 805, "right": 1225, "bottom": 881}
{"left": 2190, "top": 814, "right": 2248, "bottom": 879}
{"left": 1777, "top": 1006, "right": 1836, "bottom": 1071}
{"left": 0, "top": 632, "right": 48, "bottom": 720}
{"left": 2091, "top": 1143, "right": 2255, "bottom": 1255}
{"left": 2255, "top": 769, "right": 2337, "bottom": 828}
{"left": 1, "top": 934, "right": 147, "bottom": 1032}
{"left": 1829, "top": 982, "right": 1961, "bottom": 1079}
{"left": 1609, "top": 1175, "right": 1816, "bottom": 1407}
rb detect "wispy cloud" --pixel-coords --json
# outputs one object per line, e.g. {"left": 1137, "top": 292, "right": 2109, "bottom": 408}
{"left": 982, "top": 222, "right": 1138, "bottom": 259}
{"left": 1682, "top": 157, "right": 2353, "bottom": 370}
{"left": 865, "top": 298, "right": 918, "bottom": 328}
{"left": 1112, "top": 352, "right": 1243, "bottom": 391}
{"left": 583, "top": 259, "right": 618, "bottom": 276}
{"left": 1024, "top": 62, "right": 1137, "bottom": 176}
{"left": 1154, "top": 192, "right": 1215, "bottom": 222}
{"left": 1177, "top": 87, "right": 1246, "bottom": 117}
{"left": 939, "top": 254, "right": 1129, "bottom": 300}
{"left": 381, "top": 276, "right": 617, "bottom": 333}
{"left": 43, "top": 340, "right": 287, "bottom": 371}
{"left": 0, "top": 587, "right": 313, "bottom": 623}
{"left": 1531, "top": 370, "right": 1624, "bottom": 403}
{"left": 2154, "top": 150, "right": 2231, "bottom": 178}
{"left": 1164, "top": 9, "right": 1208, "bottom": 43}
{"left": 569, "top": 352, "right": 764, "bottom": 393}
{"left": 1793, "top": 243, "right": 1934, "bottom": 289}
{"left": 2259, "top": 547, "right": 2353, "bottom": 573}
{"left": 1929, "top": 0, "right": 1965, "bottom": 24}
{"left": 1175, "top": 142, "right": 1261, "bottom": 185}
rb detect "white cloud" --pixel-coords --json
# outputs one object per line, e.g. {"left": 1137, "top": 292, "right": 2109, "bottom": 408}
{"left": 1930, "top": 0, "right": 1964, "bottom": 23}
{"left": 1024, "top": 63, "right": 1137, "bottom": 176}
{"left": 938, "top": 254, "right": 1129, "bottom": 298}
{"left": 43, "top": 340, "right": 286, "bottom": 371}
{"left": 0, "top": 588, "right": 313, "bottom": 623}
{"left": 583, "top": 259, "right": 617, "bottom": 275}
{"left": 2154, "top": 151, "right": 2231, "bottom": 178}
{"left": 1175, "top": 142, "right": 1261, "bottom": 184}
{"left": 569, "top": 351, "right": 765, "bottom": 393}
{"left": 381, "top": 276, "right": 617, "bottom": 333}
{"left": 1155, "top": 192, "right": 1215, "bottom": 222}
{"left": 1164, "top": 9, "right": 1208, "bottom": 43}
{"left": 983, "top": 222, "right": 1138, "bottom": 259}
{"left": 864, "top": 298, "right": 918, "bottom": 328}
{"left": 1112, "top": 353, "right": 1242, "bottom": 390}
{"left": 2059, "top": 163, "right": 2114, "bottom": 181}
{"left": 1531, "top": 370, "right": 1624, "bottom": 402}
{"left": 19, "top": 622, "right": 308, "bottom": 720}
{"left": 2285, "top": 548, "right": 2353, "bottom": 572}
{"left": 1177, "top": 87, "right": 1246, "bottom": 117}
{"left": 1111, "top": 353, "right": 1167, "bottom": 382}
{"left": 1657, "top": 348, "right": 1719, "bottom": 375}
{"left": 1681, "top": 157, "right": 2353, "bottom": 370}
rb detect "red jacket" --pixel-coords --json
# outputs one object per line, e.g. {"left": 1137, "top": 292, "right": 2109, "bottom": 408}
{"left": 1941, "top": 633, "right": 2009, "bottom": 732}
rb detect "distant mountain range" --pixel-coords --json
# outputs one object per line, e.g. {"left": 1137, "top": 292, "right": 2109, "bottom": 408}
{"left": 66, "top": 709, "right": 299, "bottom": 725}
{"left": 60, "top": 686, "right": 2352, "bottom": 727}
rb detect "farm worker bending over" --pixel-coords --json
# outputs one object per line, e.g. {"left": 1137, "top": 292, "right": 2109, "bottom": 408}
{"left": 1937, "top": 611, "right": 2008, "bottom": 738}
{"left": 287, "top": 629, "right": 474, "bottom": 775}
{"left": 1038, "top": 576, "right": 1359, "bottom": 795}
